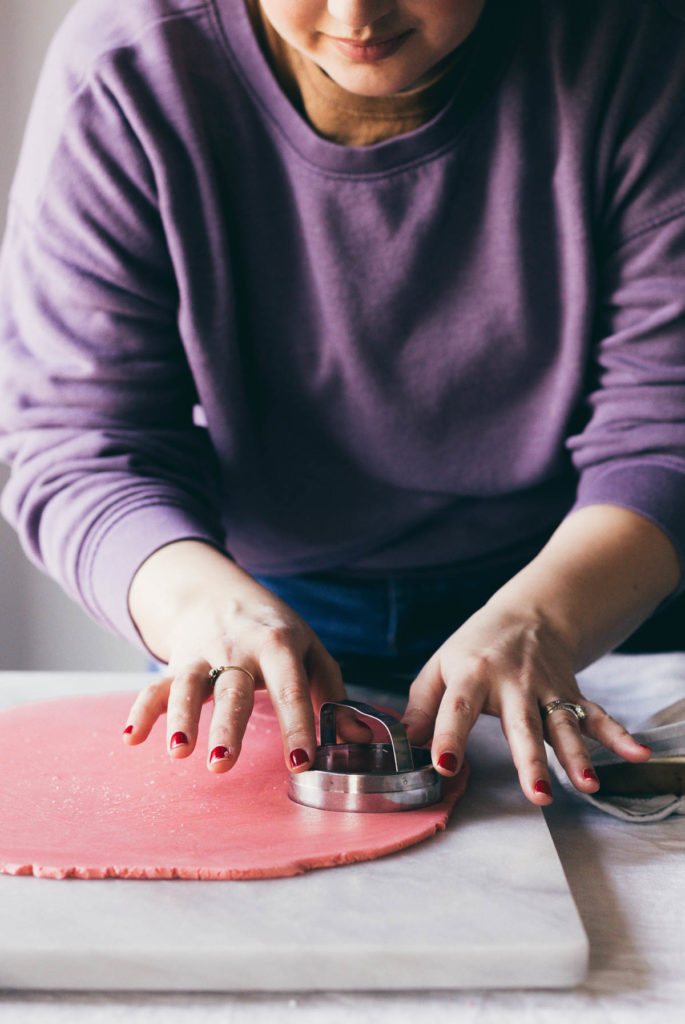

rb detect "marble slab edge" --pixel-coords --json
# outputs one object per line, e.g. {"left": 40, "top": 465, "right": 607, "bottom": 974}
{"left": 0, "top": 939, "right": 589, "bottom": 992}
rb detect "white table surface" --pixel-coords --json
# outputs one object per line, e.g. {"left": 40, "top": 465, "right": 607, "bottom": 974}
{"left": 1, "top": 652, "right": 684, "bottom": 1023}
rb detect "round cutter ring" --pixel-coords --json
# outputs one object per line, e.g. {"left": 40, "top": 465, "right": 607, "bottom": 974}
{"left": 287, "top": 699, "right": 443, "bottom": 813}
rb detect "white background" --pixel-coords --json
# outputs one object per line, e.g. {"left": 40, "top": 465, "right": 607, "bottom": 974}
{"left": 0, "top": 0, "right": 147, "bottom": 671}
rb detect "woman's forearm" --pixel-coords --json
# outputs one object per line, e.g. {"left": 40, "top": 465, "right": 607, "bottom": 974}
{"left": 488, "top": 504, "right": 681, "bottom": 670}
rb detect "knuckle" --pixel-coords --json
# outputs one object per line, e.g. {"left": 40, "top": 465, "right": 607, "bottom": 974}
{"left": 549, "top": 710, "right": 582, "bottom": 732}
{"left": 461, "top": 653, "right": 493, "bottom": 685}
{"left": 262, "top": 624, "right": 298, "bottom": 653}
{"left": 214, "top": 677, "right": 253, "bottom": 704}
{"left": 447, "top": 695, "right": 476, "bottom": 721}
{"left": 212, "top": 690, "right": 247, "bottom": 719}
{"left": 275, "top": 680, "right": 308, "bottom": 707}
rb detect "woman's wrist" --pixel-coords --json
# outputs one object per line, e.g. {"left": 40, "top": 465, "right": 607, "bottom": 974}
{"left": 488, "top": 504, "right": 680, "bottom": 670}
{"left": 127, "top": 540, "right": 254, "bottom": 661}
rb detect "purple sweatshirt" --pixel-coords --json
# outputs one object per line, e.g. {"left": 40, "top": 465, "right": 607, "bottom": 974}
{"left": 2, "top": 0, "right": 685, "bottom": 648}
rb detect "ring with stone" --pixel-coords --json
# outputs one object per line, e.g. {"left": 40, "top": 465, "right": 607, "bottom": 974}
{"left": 208, "top": 665, "right": 256, "bottom": 688}
{"left": 540, "top": 699, "right": 587, "bottom": 723}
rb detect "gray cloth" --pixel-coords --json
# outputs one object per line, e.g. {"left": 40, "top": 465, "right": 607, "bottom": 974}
{"left": 548, "top": 696, "right": 685, "bottom": 822}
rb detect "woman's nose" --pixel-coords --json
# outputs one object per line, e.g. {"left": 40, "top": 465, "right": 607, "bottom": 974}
{"left": 326, "top": 0, "right": 396, "bottom": 31}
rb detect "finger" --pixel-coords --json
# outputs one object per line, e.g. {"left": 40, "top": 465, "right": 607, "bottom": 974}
{"left": 165, "top": 660, "right": 212, "bottom": 758}
{"left": 499, "top": 691, "right": 554, "bottom": 805}
{"left": 542, "top": 705, "right": 600, "bottom": 793}
{"left": 122, "top": 676, "right": 172, "bottom": 744}
{"left": 400, "top": 654, "right": 445, "bottom": 746}
{"left": 260, "top": 644, "right": 317, "bottom": 772}
{"left": 430, "top": 680, "right": 485, "bottom": 778}
{"left": 581, "top": 701, "right": 653, "bottom": 762}
{"left": 207, "top": 666, "right": 256, "bottom": 773}
{"left": 306, "top": 647, "right": 374, "bottom": 743}
{"left": 335, "top": 709, "right": 376, "bottom": 744}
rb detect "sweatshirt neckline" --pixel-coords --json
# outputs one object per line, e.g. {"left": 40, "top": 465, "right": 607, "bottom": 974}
{"left": 210, "top": 0, "right": 529, "bottom": 175}
{"left": 245, "top": 0, "right": 472, "bottom": 148}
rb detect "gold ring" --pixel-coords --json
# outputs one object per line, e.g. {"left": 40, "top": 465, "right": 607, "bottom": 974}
{"left": 208, "top": 665, "right": 256, "bottom": 687}
{"left": 541, "top": 699, "right": 587, "bottom": 723}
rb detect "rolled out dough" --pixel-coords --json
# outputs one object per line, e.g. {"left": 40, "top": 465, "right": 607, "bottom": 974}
{"left": 0, "top": 691, "right": 467, "bottom": 879}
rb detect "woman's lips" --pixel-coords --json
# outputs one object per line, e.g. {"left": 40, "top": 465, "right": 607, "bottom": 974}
{"left": 328, "top": 31, "right": 412, "bottom": 63}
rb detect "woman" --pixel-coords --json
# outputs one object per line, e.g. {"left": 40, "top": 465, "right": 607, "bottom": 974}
{"left": 1, "top": 0, "right": 684, "bottom": 804}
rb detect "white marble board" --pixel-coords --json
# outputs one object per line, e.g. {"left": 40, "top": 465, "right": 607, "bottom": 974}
{"left": 0, "top": 672, "right": 588, "bottom": 991}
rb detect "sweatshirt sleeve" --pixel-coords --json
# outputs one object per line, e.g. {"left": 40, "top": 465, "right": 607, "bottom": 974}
{"left": 0, "top": 31, "right": 225, "bottom": 648}
{"left": 568, "top": 211, "right": 685, "bottom": 583}
{"left": 567, "top": 3, "right": 685, "bottom": 587}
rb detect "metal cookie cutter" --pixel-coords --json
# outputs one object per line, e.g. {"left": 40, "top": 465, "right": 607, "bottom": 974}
{"left": 288, "top": 699, "right": 443, "bottom": 812}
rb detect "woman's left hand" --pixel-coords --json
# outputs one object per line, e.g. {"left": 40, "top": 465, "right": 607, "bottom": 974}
{"left": 400, "top": 599, "right": 651, "bottom": 805}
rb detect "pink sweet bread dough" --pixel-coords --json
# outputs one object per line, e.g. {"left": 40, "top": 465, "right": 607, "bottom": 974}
{"left": 0, "top": 690, "right": 468, "bottom": 879}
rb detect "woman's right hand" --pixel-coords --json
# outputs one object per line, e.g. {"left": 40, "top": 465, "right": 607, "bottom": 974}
{"left": 122, "top": 540, "right": 365, "bottom": 774}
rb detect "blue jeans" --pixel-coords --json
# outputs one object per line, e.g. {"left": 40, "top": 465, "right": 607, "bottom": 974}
{"left": 253, "top": 541, "right": 542, "bottom": 696}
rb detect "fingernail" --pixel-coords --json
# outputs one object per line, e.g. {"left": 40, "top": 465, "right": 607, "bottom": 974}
{"left": 534, "top": 779, "right": 552, "bottom": 797}
{"left": 123, "top": 725, "right": 133, "bottom": 735}
{"left": 583, "top": 768, "right": 599, "bottom": 783}
{"left": 638, "top": 743, "right": 652, "bottom": 754}
{"left": 170, "top": 731, "right": 188, "bottom": 749}
{"left": 437, "top": 752, "right": 459, "bottom": 774}
{"left": 289, "top": 748, "right": 309, "bottom": 769}
{"left": 209, "top": 745, "right": 230, "bottom": 764}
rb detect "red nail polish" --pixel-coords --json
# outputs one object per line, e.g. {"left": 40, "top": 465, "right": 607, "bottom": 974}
{"left": 638, "top": 743, "right": 652, "bottom": 753}
{"left": 123, "top": 725, "right": 133, "bottom": 735}
{"left": 583, "top": 768, "right": 599, "bottom": 783}
{"left": 535, "top": 779, "right": 552, "bottom": 797}
{"left": 170, "top": 731, "right": 188, "bottom": 749}
{"left": 437, "top": 752, "right": 458, "bottom": 774}
{"left": 290, "top": 748, "right": 309, "bottom": 768}
{"left": 209, "top": 745, "right": 230, "bottom": 764}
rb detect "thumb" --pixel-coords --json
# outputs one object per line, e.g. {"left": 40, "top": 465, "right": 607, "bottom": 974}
{"left": 401, "top": 656, "right": 445, "bottom": 746}
{"left": 307, "top": 646, "right": 374, "bottom": 744}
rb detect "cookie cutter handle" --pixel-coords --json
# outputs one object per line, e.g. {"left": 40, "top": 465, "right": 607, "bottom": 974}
{"left": 319, "top": 700, "right": 415, "bottom": 772}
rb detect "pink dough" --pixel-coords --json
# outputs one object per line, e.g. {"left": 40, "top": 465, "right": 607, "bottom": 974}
{"left": 0, "top": 690, "right": 468, "bottom": 880}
